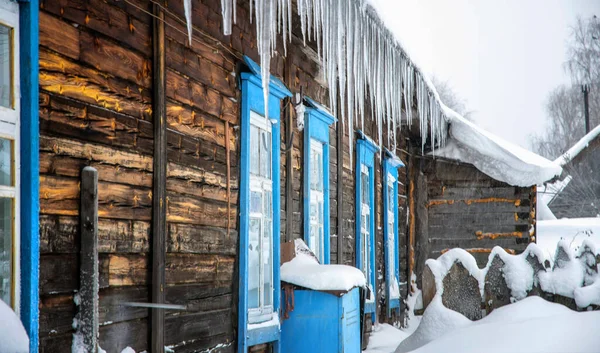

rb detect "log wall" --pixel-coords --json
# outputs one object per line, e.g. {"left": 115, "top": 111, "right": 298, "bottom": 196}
{"left": 37, "top": 0, "right": 533, "bottom": 351}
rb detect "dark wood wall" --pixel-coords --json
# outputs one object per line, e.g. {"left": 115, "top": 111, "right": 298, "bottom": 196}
{"left": 36, "top": 0, "right": 535, "bottom": 351}
{"left": 411, "top": 157, "right": 536, "bottom": 281}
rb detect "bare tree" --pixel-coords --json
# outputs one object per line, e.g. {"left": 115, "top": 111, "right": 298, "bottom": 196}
{"left": 431, "top": 76, "right": 474, "bottom": 120}
{"left": 532, "top": 15, "right": 600, "bottom": 159}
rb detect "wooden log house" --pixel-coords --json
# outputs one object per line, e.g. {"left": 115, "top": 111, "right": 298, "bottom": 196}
{"left": 0, "top": 0, "right": 562, "bottom": 352}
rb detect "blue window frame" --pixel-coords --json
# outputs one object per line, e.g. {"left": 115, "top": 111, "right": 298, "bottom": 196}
{"left": 238, "top": 56, "right": 291, "bottom": 353}
{"left": 302, "top": 97, "right": 336, "bottom": 264}
{"left": 383, "top": 150, "right": 404, "bottom": 318}
{"left": 355, "top": 131, "right": 379, "bottom": 317}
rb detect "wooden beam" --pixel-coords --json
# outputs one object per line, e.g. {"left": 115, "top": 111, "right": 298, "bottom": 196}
{"left": 337, "top": 105, "right": 344, "bottom": 264}
{"left": 284, "top": 56, "right": 294, "bottom": 243}
{"left": 151, "top": 4, "right": 167, "bottom": 353}
{"left": 79, "top": 167, "right": 99, "bottom": 352}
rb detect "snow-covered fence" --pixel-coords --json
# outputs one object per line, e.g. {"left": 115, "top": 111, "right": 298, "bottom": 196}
{"left": 422, "top": 241, "right": 600, "bottom": 318}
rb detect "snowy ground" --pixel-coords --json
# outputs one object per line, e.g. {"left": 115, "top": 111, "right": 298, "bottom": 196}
{"left": 365, "top": 296, "right": 600, "bottom": 353}
{"left": 537, "top": 217, "right": 600, "bottom": 259}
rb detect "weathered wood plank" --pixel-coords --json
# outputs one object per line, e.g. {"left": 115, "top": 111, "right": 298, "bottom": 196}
{"left": 165, "top": 254, "right": 234, "bottom": 285}
{"left": 78, "top": 167, "right": 100, "bottom": 351}
{"left": 99, "top": 286, "right": 149, "bottom": 325}
{"left": 39, "top": 293, "right": 76, "bottom": 337}
{"left": 40, "top": 215, "right": 149, "bottom": 254}
{"left": 167, "top": 223, "right": 237, "bottom": 255}
{"left": 166, "top": 101, "right": 236, "bottom": 150}
{"left": 80, "top": 31, "right": 152, "bottom": 88}
{"left": 98, "top": 318, "right": 148, "bottom": 353}
{"left": 40, "top": 254, "right": 78, "bottom": 294}
{"left": 39, "top": 11, "right": 80, "bottom": 59}
{"left": 164, "top": 310, "right": 233, "bottom": 349}
{"left": 40, "top": 136, "right": 153, "bottom": 171}
{"left": 167, "top": 195, "right": 236, "bottom": 227}
{"left": 166, "top": 69, "right": 221, "bottom": 118}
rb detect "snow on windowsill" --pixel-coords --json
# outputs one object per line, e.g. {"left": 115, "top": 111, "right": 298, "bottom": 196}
{"left": 248, "top": 313, "right": 280, "bottom": 331}
{"left": 0, "top": 299, "right": 29, "bottom": 353}
{"left": 280, "top": 239, "right": 367, "bottom": 292}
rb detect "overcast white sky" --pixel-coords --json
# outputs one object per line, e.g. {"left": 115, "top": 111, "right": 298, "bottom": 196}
{"left": 370, "top": 0, "right": 600, "bottom": 149}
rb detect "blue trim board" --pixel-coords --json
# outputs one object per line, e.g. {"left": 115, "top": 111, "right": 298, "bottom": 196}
{"left": 355, "top": 134, "right": 379, "bottom": 320}
{"left": 303, "top": 96, "right": 336, "bottom": 264}
{"left": 238, "top": 57, "right": 291, "bottom": 353}
{"left": 19, "top": 0, "right": 40, "bottom": 351}
{"left": 383, "top": 154, "right": 404, "bottom": 318}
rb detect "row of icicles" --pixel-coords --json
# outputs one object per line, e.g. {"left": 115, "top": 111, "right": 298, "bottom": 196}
{"left": 183, "top": 0, "right": 450, "bottom": 158}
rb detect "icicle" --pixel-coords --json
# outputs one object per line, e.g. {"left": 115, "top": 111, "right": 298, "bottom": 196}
{"left": 183, "top": 0, "right": 193, "bottom": 45}
{"left": 221, "top": 0, "right": 233, "bottom": 35}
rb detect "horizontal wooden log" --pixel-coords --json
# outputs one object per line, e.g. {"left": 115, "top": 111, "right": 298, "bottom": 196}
{"left": 39, "top": 50, "right": 151, "bottom": 119}
{"left": 164, "top": 310, "right": 233, "bottom": 350}
{"left": 167, "top": 178, "right": 237, "bottom": 205}
{"left": 166, "top": 69, "right": 221, "bottom": 118}
{"left": 168, "top": 223, "right": 237, "bottom": 255}
{"left": 428, "top": 186, "right": 528, "bottom": 200}
{"left": 40, "top": 136, "right": 153, "bottom": 171}
{"left": 166, "top": 37, "right": 235, "bottom": 97}
{"left": 39, "top": 11, "right": 80, "bottom": 59}
{"left": 40, "top": 332, "right": 73, "bottom": 353}
{"left": 80, "top": 30, "right": 151, "bottom": 88}
{"left": 165, "top": 254, "right": 234, "bottom": 285}
{"left": 167, "top": 194, "right": 236, "bottom": 227}
{"left": 428, "top": 224, "right": 530, "bottom": 239}
{"left": 40, "top": 152, "right": 153, "bottom": 188}
{"left": 168, "top": 161, "right": 237, "bottom": 190}
{"left": 165, "top": 284, "right": 232, "bottom": 313}
{"left": 166, "top": 101, "right": 236, "bottom": 150}
{"left": 99, "top": 286, "right": 149, "bottom": 325}
{"left": 40, "top": 175, "right": 153, "bottom": 220}
{"left": 40, "top": 254, "right": 78, "bottom": 294}
{"left": 426, "top": 200, "right": 531, "bottom": 214}
{"left": 39, "top": 293, "right": 76, "bottom": 337}
{"left": 41, "top": 0, "right": 152, "bottom": 56}
{"left": 428, "top": 212, "right": 530, "bottom": 227}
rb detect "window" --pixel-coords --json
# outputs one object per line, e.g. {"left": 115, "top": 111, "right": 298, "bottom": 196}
{"left": 383, "top": 153, "right": 404, "bottom": 318}
{"left": 309, "top": 140, "right": 324, "bottom": 261}
{"left": 0, "top": 2, "right": 19, "bottom": 311}
{"left": 303, "top": 97, "right": 335, "bottom": 264}
{"left": 248, "top": 112, "right": 273, "bottom": 323}
{"left": 238, "top": 56, "right": 291, "bottom": 353}
{"left": 355, "top": 134, "right": 379, "bottom": 317}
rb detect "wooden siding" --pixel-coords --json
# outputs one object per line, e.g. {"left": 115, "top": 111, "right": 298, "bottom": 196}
{"left": 37, "top": 0, "right": 535, "bottom": 350}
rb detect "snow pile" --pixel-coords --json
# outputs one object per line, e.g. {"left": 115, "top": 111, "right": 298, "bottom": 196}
{"left": 406, "top": 297, "right": 600, "bottom": 353}
{"left": 120, "top": 347, "right": 136, "bottom": 353}
{"left": 0, "top": 300, "right": 29, "bottom": 353}
{"left": 537, "top": 217, "right": 600, "bottom": 260}
{"left": 394, "top": 297, "right": 471, "bottom": 353}
{"left": 435, "top": 109, "right": 562, "bottom": 187}
{"left": 539, "top": 240, "right": 584, "bottom": 298}
{"left": 280, "top": 239, "right": 366, "bottom": 291}
{"left": 425, "top": 248, "right": 484, "bottom": 296}
{"left": 555, "top": 124, "right": 600, "bottom": 167}
{"left": 366, "top": 324, "right": 412, "bottom": 353}
{"left": 484, "top": 246, "right": 543, "bottom": 300}
{"left": 537, "top": 199, "right": 557, "bottom": 221}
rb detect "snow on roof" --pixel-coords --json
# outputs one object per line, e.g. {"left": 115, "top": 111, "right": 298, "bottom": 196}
{"left": 435, "top": 108, "right": 562, "bottom": 187}
{"left": 280, "top": 239, "right": 366, "bottom": 292}
{"left": 555, "top": 124, "right": 600, "bottom": 167}
{"left": 182, "top": 0, "right": 563, "bottom": 186}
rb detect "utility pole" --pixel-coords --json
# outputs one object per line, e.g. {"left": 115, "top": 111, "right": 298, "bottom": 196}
{"left": 582, "top": 84, "right": 590, "bottom": 134}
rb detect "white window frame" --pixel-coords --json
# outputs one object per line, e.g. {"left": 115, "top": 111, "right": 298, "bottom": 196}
{"left": 386, "top": 173, "right": 399, "bottom": 299}
{"left": 309, "top": 139, "right": 325, "bottom": 262}
{"left": 247, "top": 111, "right": 274, "bottom": 324}
{"left": 360, "top": 164, "right": 373, "bottom": 302}
{"left": 0, "top": 0, "right": 20, "bottom": 313}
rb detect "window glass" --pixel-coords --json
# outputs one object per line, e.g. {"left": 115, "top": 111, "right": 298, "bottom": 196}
{"left": 310, "top": 140, "right": 323, "bottom": 192}
{"left": 260, "top": 130, "right": 272, "bottom": 179}
{"left": 361, "top": 169, "right": 369, "bottom": 205}
{"left": 0, "top": 139, "right": 11, "bottom": 186}
{"left": 0, "top": 198, "right": 13, "bottom": 305}
{"left": 248, "top": 218, "right": 261, "bottom": 309}
{"left": 250, "top": 125, "right": 260, "bottom": 176}
{"left": 263, "top": 219, "right": 272, "bottom": 307}
{"left": 0, "top": 24, "right": 11, "bottom": 108}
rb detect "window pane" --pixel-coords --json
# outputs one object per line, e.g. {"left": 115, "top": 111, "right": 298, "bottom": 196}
{"left": 388, "top": 184, "right": 394, "bottom": 211}
{"left": 310, "top": 141, "right": 323, "bottom": 192}
{"left": 248, "top": 218, "right": 261, "bottom": 309}
{"left": 250, "top": 191, "right": 262, "bottom": 214}
{"left": 0, "top": 139, "right": 11, "bottom": 186}
{"left": 260, "top": 130, "right": 271, "bottom": 178}
{"left": 263, "top": 189, "right": 272, "bottom": 219}
{"left": 0, "top": 25, "right": 11, "bottom": 108}
{"left": 0, "top": 198, "right": 13, "bottom": 305}
{"left": 250, "top": 125, "right": 260, "bottom": 176}
{"left": 263, "top": 220, "right": 273, "bottom": 307}
{"left": 361, "top": 170, "right": 369, "bottom": 205}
